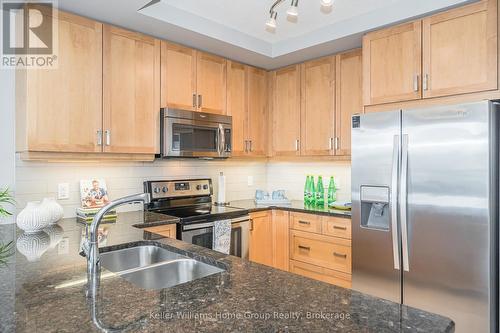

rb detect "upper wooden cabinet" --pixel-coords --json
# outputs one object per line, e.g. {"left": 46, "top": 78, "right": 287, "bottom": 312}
{"left": 227, "top": 62, "right": 268, "bottom": 157}
{"left": 422, "top": 0, "right": 497, "bottom": 98}
{"left": 246, "top": 66, "right": 268, "bottom": 157}
{"left": 196, "top": 52, "right": 227, "bottom": 114}
{"left": 160, "top": 42, "right": 197, "bottom": 111}
{"left": 272, "top": 65, "right": 301, "bottom": 156}
{"left": 335, "top": 49, "right": 363, "bottom": 156}
{"left": 363, "top": 0, "right": 497, "bottom": 106}
{"left": 227, "top": 61, "right": 247, "bottom": 156}
{"left": 103, "top": 25, "right": 160, "bottom": 154}
{"left": 16, "top": 10, "right": 103, "bottom": 154}
{"left": 363, "top": 21, "right": 422, "bottom": 105}
{"left": 300, "top": 56, "right": 335, "bottom": 156}
{"left": 160, "top": 43, "right": 227, "bottom": 114}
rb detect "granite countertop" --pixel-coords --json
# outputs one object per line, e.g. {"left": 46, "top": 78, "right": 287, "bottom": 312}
{"left": 228, "top": 199, "right": 352, "bottom": 218}
{"left": 0, "top": 211, "right": 453, "bottom": 332}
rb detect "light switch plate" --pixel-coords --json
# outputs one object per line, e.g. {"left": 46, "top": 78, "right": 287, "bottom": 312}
{"left": 57, "top": 183, "right": 69, "bottom": 200}
{"left": 247, "top": 175, "right": 254, "bottom": 186}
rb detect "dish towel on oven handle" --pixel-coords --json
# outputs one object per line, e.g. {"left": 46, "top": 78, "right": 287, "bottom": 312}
{"left": 213, "top": 219, "right": 231, "bottom": 254}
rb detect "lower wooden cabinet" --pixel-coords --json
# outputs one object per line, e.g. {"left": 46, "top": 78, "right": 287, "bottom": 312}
{"left": 249, "top": 211, "right": 273, "bottom": 266}
{"left": 272, "top": 210, "right": 290, "bottom": 271}
{"left": 290, "top": 260, "right": 352, "bottom": 289}
{"left": 143, "top": 224, "right": 177, "bottom": 239}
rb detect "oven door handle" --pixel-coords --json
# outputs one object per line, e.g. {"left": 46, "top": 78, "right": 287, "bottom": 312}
{"left": 182, "top": 221, "right": 215, "bottom": 231}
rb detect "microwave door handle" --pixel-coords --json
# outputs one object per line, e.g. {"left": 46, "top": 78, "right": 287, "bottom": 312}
{"left": 217, "top": 124, "right": 224, "bottom": 156}
{"left": 220, "top": 125, "right": 226, "bottom": 155}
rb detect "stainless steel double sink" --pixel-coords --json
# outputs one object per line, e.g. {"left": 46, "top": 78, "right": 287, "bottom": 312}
{"left": 99, "top": 245, "right": 225, "bottom": 290}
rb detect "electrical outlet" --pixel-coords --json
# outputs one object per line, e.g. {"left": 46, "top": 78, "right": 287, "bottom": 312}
{"left": 57, "top": 183, "right": 69, "bottom": 200}
{"left": 247, "top": 175, "right": 254, "bottom": 186}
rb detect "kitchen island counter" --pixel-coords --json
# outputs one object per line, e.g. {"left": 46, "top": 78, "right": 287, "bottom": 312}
{"left": 0, "top": 211, "right": 453, "bottom": 332}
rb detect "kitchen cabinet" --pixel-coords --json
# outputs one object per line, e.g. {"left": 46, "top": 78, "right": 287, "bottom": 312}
{"left": 363, "top": 0, "right": 497, "bottom": 106}
{"left": 363, "top": 21, "right": 422, "bottom": 105}
{"left": 227, "top": 62, "right": 268, "bottom": 157}
{"left": 272, "top": 65, "right": 301, "bottom": 156}
{"left": 422, "top": 0, "right": 497, "bottom": 98}
{"left": 289, "top": 260, "right": 352, "bottom": 289}
{"left": 143, "top": 224, "right": 177, "bottom": 239}
{"left": 300, "top": 56, "right": 335, "bottom": 156}
{"left": 246, "top": 66, "right": 268, "bottom": 157}
{"left": 272, "top": 210, "right": 289, "bottom": 271}
{"left": 103, "top": 25, "right": 160, "bottom": 154}
{"left": 196, "top": 52, "right": 227, "bottom": 114}
{"left": 227, "top": 61, "right": 247, "bottom": 156}
{"left": 160, "top": 43, "right": 226, "bottom": 114}
{"left": 249, "top": 211, "right": 273, "bottom": 266}
{"left": 160, "top": 42, "right": 197, "bottom": 111}
{"left": 335, "top": 49, "right": 363, "bottom": 156}
{"left": 16, "top": 9, "right": 103, "bottom": 154}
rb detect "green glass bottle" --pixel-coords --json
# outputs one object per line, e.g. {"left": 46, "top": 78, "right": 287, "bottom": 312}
{"left": 304, "top": 175, "right": 310, "bottom": 204}
{"left": 316, "top": 176, "right": 325, "bottom": 207}
{"left": 308, "top": 175, "right": 316, "bottom": 206}
{"left": 327, "top": 176, "right": 337, "bottom": 205}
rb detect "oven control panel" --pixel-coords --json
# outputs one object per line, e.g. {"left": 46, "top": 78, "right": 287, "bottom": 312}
{"left": 145, "top": 179, "right": 212, "bottom": 200}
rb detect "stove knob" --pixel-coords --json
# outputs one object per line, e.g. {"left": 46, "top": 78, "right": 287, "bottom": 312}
{"left": 153, "top": 187, "right": 161, "bottom": 194}
{"left": 162, "top": 186, "right": 168, "bottom": 193}
{"left": 196, "top": 185, "right": 202, "bottom": 191}
{"left": 203, "top": 185, "right": 209, "bottom": 190}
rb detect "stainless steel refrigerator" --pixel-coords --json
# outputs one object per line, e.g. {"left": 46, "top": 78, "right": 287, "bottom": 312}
{"left": 351, "top": 101, "right": 498, "bottom": 333}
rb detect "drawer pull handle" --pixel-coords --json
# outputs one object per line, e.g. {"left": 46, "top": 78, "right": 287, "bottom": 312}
{"left": 298, "top": 245, "right": 311, "bottom": 251}
{"left": 298, "top": 220, "right": 311, "bottom": 225}
{"left": 333, "top": 252, "right": 347, "bottom": 258}
{"left": 333, "top": 226, "right": 347, "bottom": 230}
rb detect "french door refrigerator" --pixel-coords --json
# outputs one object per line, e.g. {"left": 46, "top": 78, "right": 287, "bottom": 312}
{"left": 351, "top": 101, "right": 498, "bottom": 333}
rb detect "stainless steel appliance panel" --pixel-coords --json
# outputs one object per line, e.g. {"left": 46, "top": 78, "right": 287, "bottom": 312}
{"left": 352, "top": 110, "right": 403, "bottom": 303}
{"left": 402, "top": 101, "right": 497, "bottom": 333}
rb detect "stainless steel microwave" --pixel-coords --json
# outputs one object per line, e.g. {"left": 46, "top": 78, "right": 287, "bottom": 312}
{"left": 160, "top": 108, "right": 232, "bottom": 158}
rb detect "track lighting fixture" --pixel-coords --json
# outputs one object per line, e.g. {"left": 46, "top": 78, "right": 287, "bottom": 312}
{"left": 286, "top": 0, "right": 299, "bottom": 20}
{"left": 266, "top": 0, "right": 334, "bottom": 31}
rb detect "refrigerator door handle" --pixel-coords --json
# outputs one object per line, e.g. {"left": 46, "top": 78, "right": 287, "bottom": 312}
{"left": 400, "top": 134, "right": 410, "bottom": 272}
{"left": 391, "top": 135, "right": 401, "bottom": 270}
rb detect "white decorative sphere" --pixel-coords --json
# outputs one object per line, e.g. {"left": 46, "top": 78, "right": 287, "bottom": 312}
{"left": 41, "top": 198, "right": 64, "bottom": 224}
{"left": 16, "top": 201, "right": 51, "bottom": 233}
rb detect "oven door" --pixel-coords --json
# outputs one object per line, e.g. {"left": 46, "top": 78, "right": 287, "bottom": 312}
{"left": 161, "top": 112, "right": 232, "bottom": 158}
{"left": 181, "top": 218, "right": 249, "bottom": 259}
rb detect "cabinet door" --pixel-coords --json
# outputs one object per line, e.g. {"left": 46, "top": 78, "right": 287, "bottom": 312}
{"left": 226, "top": 61, "right": 247, "bottom": 156}
{"left": 160, "top": 42, "right": 197, "bottom": 110}
{"left": 196, "top": 52, "right": 227, "bottom": 114}
{"left": 301, "top": 56, "right": 335, "bottom": 156}
{"left": 422, "top": 0, "right": 497, "bottom": 98}
{"left": 20, "top": 10, "right": 102, "bottom": 153}
{"left": 103, "top": 25, "right": 160, "bottom": 154}
{"left": 363, "top": 21, "right": 422, "bottom": 105}
{"left": 272, "top": 210, "right": 289, "bottom": 271}
{"left": 247, "top": 66, "right": 268, "bottom": 157}
{"left": 272, "top": 65, "right": 301, "bottom": 156}
{"left": 249, "top": 211, "right": 273, "bottom": 266}
{"left": 335, "top": 49, "right": 362, "bottom": 156}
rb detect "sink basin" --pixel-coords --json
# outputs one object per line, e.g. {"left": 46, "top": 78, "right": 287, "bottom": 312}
{"left": 99, "top": 245, "right": 225, "bottom": 290}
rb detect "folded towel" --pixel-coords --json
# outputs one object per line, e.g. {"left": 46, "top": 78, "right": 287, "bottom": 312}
{"left": 213, "top": 219, "right": 231, "bottom": 254}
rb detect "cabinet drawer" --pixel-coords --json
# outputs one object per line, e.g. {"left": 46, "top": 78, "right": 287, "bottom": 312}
{"left": 289, "top": 260, "right": 351, "bottom": 289}
{"left": 290, "top": 230, "right": 351, "bottom": 273}
{"left": 143, "top": 224, "right": 177, "bottom": 239}
{"left": 290, "top": 212, "right": 322, "bottom": 234}
{"left": 322, "top": 216, "right": 351, "bottom": 239}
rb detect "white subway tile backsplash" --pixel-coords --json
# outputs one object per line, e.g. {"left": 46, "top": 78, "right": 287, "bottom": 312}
{"left": 15, "top": 154, "right": 351, "bottom": 218}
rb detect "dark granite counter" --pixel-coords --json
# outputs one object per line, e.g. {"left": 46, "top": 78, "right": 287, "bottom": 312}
{"left": 229, "top": 199, "right": 352, "bottom": 218}
{"left": 0, "top": 210, "right": 453, "bottom": 332}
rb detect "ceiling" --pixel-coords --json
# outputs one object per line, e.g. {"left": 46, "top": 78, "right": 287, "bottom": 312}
{"left": 58, "top": 0, "right": 476, "bottom": 69}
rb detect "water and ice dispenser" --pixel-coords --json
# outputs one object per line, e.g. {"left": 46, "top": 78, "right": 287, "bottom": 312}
{"left": 360, "top": 186, "right": 390, "bottom": 231}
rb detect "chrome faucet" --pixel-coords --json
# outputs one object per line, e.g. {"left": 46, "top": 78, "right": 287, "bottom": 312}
{"left": 83, "top": 193, "right": 150, "bottom": 296}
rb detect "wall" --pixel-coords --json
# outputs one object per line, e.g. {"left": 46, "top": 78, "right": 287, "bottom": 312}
{"left": 266, "top": 161, "right": 351, "bottom": 202}
{"left": 15, "top": 157, "right": 352, "bottom": 218}
{"left": 15, "top": 157, "right": 267, "bottom": 218}
{"left": 0, "top": 57, "right": 16, "bottom": 224}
